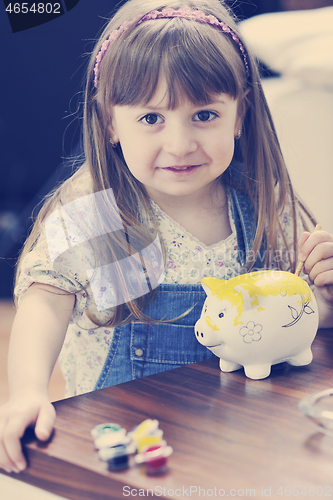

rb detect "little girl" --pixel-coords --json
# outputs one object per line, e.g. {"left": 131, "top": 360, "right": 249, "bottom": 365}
{"left": 1, "top": 0, "right": 333, "bottom": 474}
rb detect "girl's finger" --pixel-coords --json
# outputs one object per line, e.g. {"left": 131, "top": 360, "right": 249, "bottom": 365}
{"left": 299, "top": 231, "right": 333, "bottom": 265}
{"left": 0, "top": 449, "right": 17, "bottom": 474}
{"left": 0, "top": 421, "right": 20, "bottom": 473}
{"left": 298, "top": 231, "right": 311, "bottom": 251}
{"left": 34, "top": 403, "right": 56, "bottom": 441}
{"left": 311, "top": 262, "right": 333, "bottom": 288}
{"left": 304, "top": 243, "right": 333, "bottom": 276}
{"left": 2, "top": 415, "right": 33, "bottom": 471}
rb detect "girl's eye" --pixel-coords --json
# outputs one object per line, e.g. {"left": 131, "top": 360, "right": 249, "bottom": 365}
{"left": 141, "top": 114, "right": 163, "bottom": 125}
{"left": 194, "top": 111, "right": 217, "bottom": 122}
{"left": 219, "top": 312, "right": 224, "bottom": 318}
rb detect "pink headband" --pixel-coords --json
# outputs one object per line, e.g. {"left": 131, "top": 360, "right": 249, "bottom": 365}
{"left": 93, "top": 8, "right": 250, "bottom": 88}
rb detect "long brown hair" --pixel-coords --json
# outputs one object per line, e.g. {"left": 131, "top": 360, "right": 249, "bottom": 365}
{"left": 15, "top": 0, "right": 315, "bottom": 325}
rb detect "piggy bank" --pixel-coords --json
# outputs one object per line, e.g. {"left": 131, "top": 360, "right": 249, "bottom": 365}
{"left": 195, "top": 271, "right": 319, "bottom": 379}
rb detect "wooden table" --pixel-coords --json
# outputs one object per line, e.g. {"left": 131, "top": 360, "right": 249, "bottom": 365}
{"left": 3, "top": 328, "right": 333, "bottom": 500}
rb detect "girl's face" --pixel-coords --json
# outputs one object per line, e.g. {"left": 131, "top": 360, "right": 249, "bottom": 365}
{"left": 109, "top": 79, "right": 242, "bottom": 205}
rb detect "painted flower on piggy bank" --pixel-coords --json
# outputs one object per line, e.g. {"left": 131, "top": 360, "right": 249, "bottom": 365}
{"left": 195, "top": 271, "right": 319, "bottom": 379}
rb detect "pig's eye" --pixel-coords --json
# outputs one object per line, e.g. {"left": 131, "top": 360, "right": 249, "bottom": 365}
{"left": 219, "top": 312, "right": 224, "bottom": 318}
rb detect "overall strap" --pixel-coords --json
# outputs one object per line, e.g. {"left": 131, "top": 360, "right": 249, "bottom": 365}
{"left": 226, "top": 161, "right": 267, "bottom": 270}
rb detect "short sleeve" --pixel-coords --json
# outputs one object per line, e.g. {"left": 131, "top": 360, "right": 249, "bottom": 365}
{"left": 14, "top": 229, "right": 90, "bottom": 322}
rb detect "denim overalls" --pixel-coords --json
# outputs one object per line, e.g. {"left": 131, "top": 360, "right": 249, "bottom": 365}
{"left": 94, "top": 162, "right": 267, "bottom": 390}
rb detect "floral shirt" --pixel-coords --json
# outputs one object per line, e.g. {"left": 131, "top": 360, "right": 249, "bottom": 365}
{"left": 14, "top": 173, "right": 304, "bottom": 397}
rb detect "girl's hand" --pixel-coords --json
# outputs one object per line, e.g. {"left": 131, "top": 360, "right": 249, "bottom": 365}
{"left": 0, "top": 389, "right": 55, "bottom": 473}
{"left": 298, "top": 229, "right": 333, "bottom": 303}
{"left": 298, "top": 229, "right": 333, "bottom": 328}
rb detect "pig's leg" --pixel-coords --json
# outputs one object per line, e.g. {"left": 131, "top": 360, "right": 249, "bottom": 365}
{"left": 219, "top": 359, "right": 242, "bottom": 372}
{"left": 287, "top": 348, "right": 313, "bottom": 366}
{"left": 244, "top": 364, "right": 271, "bottom": 379}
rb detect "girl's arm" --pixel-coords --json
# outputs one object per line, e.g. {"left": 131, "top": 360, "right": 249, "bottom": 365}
{"left": 298, "top": 230, "right": 333, "bottom": 328}
{"left": 0, "top": 283, "right": 75, "bottom": 473}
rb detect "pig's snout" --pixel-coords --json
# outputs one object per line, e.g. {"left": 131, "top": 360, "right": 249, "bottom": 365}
{"left": 195, "top": 319, "right": 205, "bottom": 340}
{"left": 195, "top": 328, "right": 204, "bottom": 339}
{"left": 195, "top": 318, "right": 221, "bottom": 347}
{"left": 195, "top": 318, "right": 207, "bottom": 344}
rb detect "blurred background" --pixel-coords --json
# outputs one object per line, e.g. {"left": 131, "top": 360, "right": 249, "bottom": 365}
{"left": 0, "top": 0, "right": 333, "bottom": 300}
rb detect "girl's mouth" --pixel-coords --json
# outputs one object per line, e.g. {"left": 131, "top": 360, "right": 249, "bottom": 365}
{"left": 162, "top": 165, "right": 201, "bottom": 174}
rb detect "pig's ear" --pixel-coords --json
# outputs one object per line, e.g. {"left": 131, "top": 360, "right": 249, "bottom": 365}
{"left": 201, "top": 277, "right": 225, "bottom": 297}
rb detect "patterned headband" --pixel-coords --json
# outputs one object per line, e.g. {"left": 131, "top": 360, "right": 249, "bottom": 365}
{"left": 93, "top": 7, "right": 250, "bottom": 88}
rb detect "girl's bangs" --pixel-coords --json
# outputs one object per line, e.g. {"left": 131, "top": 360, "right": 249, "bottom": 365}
{"left": 103, "top": 18, "right": 244, "bottom": 108}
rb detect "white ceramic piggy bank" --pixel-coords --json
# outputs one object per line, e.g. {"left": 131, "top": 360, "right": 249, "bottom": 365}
{"left": 195, "top": 271, "right": 319, "bottom": 379}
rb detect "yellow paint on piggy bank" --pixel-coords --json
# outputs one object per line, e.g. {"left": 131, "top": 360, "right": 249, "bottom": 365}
{"left": 194, "top": 271, "right": 319, "bottom": 379}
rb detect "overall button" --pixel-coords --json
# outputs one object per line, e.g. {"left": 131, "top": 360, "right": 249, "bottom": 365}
{"left": 135, "top": 348, "right": 144, "bottom": 357}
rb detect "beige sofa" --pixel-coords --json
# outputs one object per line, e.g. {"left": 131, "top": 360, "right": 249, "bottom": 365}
{"left": 240, "top": 7, "right": 333, "bottom": 233}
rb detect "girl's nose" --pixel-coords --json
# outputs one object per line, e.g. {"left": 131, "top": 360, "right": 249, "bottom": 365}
{"left": 163, "top": 123, "right": 197, "bottom": 157}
